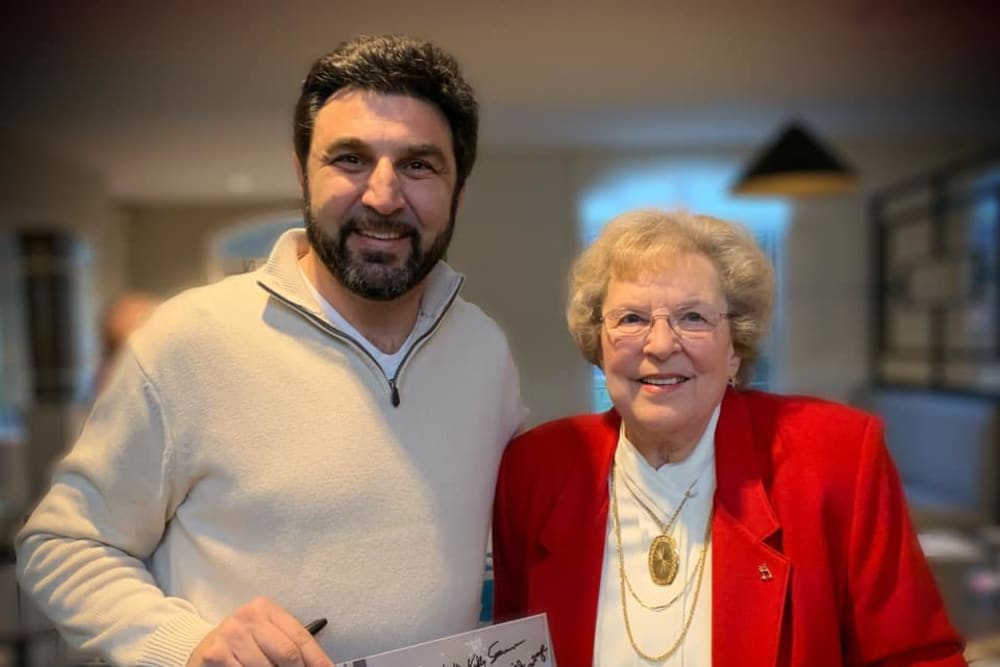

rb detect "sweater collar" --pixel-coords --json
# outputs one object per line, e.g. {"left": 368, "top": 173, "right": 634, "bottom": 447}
{"left": 257, "top": 228, "right": 465, "bottom": 321}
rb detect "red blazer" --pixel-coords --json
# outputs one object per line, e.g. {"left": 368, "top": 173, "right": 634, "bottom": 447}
{"left": 493, "top": 389, "right": 965, "bottom": 666}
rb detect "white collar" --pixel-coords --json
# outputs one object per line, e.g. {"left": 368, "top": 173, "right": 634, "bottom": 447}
{"left": 615, "top": 404, "right": 719, "bottom": 503}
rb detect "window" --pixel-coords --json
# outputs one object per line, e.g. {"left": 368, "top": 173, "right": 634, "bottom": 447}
{"left": 0, "top": 233, "right": 28, "bottom": 441}
{"left": 207, "top": 214, "right": 301, "bottom": 280}
{"left": 0, "top": 231, "right": 93, "bottom": 437}
{"left": 872, "top": 151, "right": 1000, "bottom": 394}
{"left": 579, "top": 160, "right": 789, "bottom": 411}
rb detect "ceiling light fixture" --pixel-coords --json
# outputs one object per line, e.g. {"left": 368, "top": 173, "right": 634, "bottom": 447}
{"left": 733, "top": 121, "right": 857, "bottom": 196}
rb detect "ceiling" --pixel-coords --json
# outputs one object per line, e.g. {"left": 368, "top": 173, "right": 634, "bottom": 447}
{"left": 2, "top": 1, "right": 998, "bottom": 201}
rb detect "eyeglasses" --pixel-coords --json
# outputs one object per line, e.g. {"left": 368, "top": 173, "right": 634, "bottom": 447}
{"left": 600, "top": 306, "right": 733, "bottom": 342}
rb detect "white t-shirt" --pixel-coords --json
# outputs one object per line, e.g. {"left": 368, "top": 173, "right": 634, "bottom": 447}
{"left": 299, "top": 266, "right": 428, "bottom": 378}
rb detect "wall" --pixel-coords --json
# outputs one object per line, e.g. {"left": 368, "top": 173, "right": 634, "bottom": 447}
{"left": 0, "top": 135, "right": 123, "bottom": 508}
{"left": 0, "top": 135, "right": 124, "bottom": 315}
{"left": 450, "top": 151, "right": 586, "bottom": 426}
{"left": 122, "top": 199, "right": 300, "bottom": 297}
{"left": 116, "top": 137, "right": 997, "bottom": 428}
{"left": 782, "top": 137, "right": 994, "bottom": 401}
{"left": 465, "top": 138, "right": 995, "bottom": 415}
{"left": 0, "top": 131, "right": 993, "bottom": 508}
{"left": 119, "top": 160, "right": 588, "bottom": 427}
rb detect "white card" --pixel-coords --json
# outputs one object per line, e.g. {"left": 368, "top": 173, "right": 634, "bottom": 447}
{"left": 333, "top": 613, "right": 555, "bottom": 667}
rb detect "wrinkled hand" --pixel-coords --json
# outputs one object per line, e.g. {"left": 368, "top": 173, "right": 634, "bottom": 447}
{"left": 187, "top": 597, "right": 334, "bottom": 667}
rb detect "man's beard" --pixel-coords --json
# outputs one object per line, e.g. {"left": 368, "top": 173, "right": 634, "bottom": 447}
{"left": 304, "top": 200, "right": 456, "bottom": 301}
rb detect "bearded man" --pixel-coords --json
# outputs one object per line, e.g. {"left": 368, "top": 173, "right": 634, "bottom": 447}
{"left": 17, "top": 35, "right": 523, "bottom": 667}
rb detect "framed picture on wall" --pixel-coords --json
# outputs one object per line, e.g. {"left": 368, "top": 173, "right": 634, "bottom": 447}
{"left": 872, "top": 147, "right": 1000, "bottom": 395}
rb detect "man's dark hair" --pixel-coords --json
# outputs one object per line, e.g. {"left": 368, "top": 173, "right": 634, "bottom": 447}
{"left": 294, "top": 34, "right": 479, "bottom": 190}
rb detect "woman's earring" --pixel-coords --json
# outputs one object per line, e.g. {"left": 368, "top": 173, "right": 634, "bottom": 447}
{"left": 728, "top": 377, "right": 737, "bottom": 388}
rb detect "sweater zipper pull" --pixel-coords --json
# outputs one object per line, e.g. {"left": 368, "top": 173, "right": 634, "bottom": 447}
{"left": 389, "top": 378, "right": 400, "bottom": 407}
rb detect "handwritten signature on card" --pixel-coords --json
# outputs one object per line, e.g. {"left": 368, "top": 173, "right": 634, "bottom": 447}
{"left": 445, "top": 641, "right": 549, "bottom": 667}
{"left": 334, "top": 613, "right": 553, "bottom": 667}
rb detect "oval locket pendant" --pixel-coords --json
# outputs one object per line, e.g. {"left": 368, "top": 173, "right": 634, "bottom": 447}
{"left": 648, "top": 534, "right": 679, "bottom": 585}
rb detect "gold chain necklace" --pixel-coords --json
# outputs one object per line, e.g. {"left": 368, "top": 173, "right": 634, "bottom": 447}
{"left": 611, "top": 464, "right": 712, "bottom": 663}
{"left": 619, "top": 469, "right": 699, "bottom": 585}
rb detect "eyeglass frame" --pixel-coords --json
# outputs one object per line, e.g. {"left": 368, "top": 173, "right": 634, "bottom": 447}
{"left": 597, "top": 305, "right": 736, "bottom": 343}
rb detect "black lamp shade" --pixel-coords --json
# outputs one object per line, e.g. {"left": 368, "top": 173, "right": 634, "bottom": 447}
{"left": 733, "top": 122, "right": 857, "bottom": 196}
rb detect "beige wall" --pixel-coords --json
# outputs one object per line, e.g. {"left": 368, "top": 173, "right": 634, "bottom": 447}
{"left": 122, "top": 200, "right": 300, "bottom": 297}
{"left": 89, "top": 137, "right": 1000, "bottom": 426}
{"left": 0, "top": 136, "right": 122, "bottom": 506}
{"left": 780, "top": 137, "right": 992, "bottom": 402}
{"left": 451, "top": 152, "right": 587, "bottom": 426}
{"left": 0, "top": 135, "right": 123, "bottom": 311}
{"left": 0, "top": 135, "right": 127, "bottom": 392}
{"left": 457, "top": 139, "right": 991, "bottom": 421}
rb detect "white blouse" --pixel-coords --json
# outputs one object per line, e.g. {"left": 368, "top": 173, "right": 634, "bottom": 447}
{"left": 593, "top": 406, "right": 718, "bottom": 666}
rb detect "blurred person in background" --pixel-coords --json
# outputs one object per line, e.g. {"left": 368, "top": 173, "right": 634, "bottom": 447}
{"left": 17, "top": 34, "right": 522, "bottom": 667}
{"left": 94, "top": 291, "right": 159, "bottom": 393}
{"left": 492, "top": 209, "right": 964, "bottom": 666}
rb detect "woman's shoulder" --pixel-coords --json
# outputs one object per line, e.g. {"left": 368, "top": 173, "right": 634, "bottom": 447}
{"left": 511, "top": 411, "right": 617, "bottom": 444}
{"left": 740, "top": 389, "right": 876, "bottom": 435}
{"left": 503, "top": 411, "right": 618, "bottom": 467}
{"left": 737, "top": 390, "right": 884, "bottom": 475}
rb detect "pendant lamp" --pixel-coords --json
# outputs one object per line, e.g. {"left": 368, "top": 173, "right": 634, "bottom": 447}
{"left": 733, "top": 121, "right": 857, "bottom": 196}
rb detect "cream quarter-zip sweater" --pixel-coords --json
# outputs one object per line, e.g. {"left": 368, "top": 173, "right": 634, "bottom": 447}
{"left": 16, "top": 229, "right": 523, "bottom": 666}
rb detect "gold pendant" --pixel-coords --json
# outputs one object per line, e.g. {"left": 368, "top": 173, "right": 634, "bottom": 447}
{"left": 649, "top": 534, "right": 679, "bottom": 585}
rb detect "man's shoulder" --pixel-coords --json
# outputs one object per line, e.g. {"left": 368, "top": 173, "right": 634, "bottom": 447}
{"left": 444, "top": 296, "right": 512, "bottom": 348}
{"left": 132, "top": 272, "right": 264, "bottom": 349}
{"left": 448, "top": 295, "right": 500, "bottom": 326}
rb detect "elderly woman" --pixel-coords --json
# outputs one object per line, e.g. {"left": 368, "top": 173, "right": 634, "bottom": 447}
{"left": 492, "top": 210, "right": 964, "bottom": 666}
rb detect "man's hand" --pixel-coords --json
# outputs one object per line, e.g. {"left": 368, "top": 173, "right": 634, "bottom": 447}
{"left": 187, "top": 597, "right": 334, "bottom": 667}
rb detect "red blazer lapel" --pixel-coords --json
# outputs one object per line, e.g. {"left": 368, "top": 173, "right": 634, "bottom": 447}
{"left": 713, "top": 389, "right": 791, "bottom": 667}
{"left": 523, "top": 399, "right": 793, "bottom": 665}
{"left": 528, "top": 412, "right": 618, "bottom": 667}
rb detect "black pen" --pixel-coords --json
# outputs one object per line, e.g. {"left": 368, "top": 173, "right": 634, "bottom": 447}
{"left": 305, "top": 617, "right": 328, "bottom": 636}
